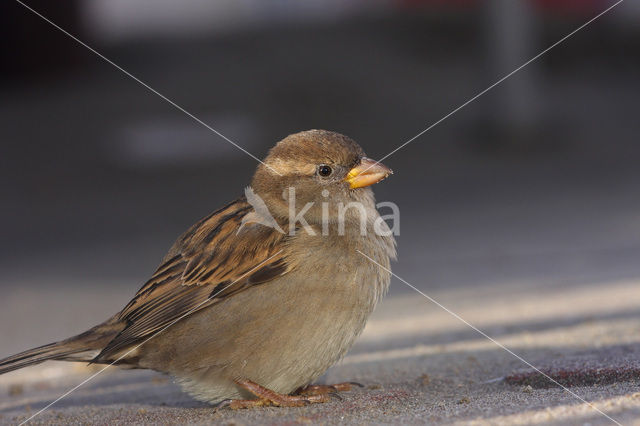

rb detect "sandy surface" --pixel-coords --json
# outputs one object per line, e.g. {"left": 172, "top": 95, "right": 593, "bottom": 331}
{"left": 1, "top": 277, "right": 639, "bottom": 425}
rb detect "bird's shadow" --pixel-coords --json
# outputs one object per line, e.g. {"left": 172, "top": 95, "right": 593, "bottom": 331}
{"left": 0, "top": 370, "right": 208, "bottom": 414}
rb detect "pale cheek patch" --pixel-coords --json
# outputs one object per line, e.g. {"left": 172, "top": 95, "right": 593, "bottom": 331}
{"left": 268, "top": 159, "right": 316, "bottom": 176}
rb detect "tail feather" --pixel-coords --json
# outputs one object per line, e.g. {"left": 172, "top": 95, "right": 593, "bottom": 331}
{"left": 0, "top": 343, "right": 96, "bottom": 374}
{"left": 0, "top": 322, "right": 121, "bottom": 375}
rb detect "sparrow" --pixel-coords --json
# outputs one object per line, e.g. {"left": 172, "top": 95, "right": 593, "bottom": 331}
{"left": 0, "top": 130, "right": 396, "bottom": 408}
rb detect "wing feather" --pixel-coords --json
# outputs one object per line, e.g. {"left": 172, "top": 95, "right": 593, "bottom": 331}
{"left": 95, "top": 197, "right": 290, "bottom": 361}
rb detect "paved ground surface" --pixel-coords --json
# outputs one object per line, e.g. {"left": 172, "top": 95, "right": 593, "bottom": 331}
{"left": 1, "top": 278, "right": 640, "bottom": 425}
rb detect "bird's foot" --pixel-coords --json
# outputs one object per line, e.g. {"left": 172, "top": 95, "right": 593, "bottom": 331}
{"left": 296, "top": 381, "right": 363, "bottom": 396}
{"left": 224, "top": 379, "right": 331, "bottom": 409}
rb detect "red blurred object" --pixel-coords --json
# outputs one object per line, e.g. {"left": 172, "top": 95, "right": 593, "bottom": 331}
{"left": 397, "top": 0, "right": 612, "bottom": 15}
{"left": 397, "top": 0, "right": 476, "bottom": 7}
{"left": 534, "top": 0, "right": 612, "bottom": 14}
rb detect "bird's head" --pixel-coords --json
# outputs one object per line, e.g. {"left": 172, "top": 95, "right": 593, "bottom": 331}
{"left": 251, "top": 130, "right": 392, "bottom": 226}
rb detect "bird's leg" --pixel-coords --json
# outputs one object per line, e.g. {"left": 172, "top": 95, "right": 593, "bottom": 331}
{"left": 295, "top": 381, "right": 363, "bottom": 396}
{"left": 227, "top": 379, "right": 331, "bottom": 409}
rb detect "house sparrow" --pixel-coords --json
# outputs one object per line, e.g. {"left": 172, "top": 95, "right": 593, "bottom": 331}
{"left": 0, "top": 130, "right": 396, "bottom": 408}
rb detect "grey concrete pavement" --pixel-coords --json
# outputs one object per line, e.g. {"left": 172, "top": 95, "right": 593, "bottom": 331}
{"left": 1, "top": 278, "right": 639, "bottom": 425}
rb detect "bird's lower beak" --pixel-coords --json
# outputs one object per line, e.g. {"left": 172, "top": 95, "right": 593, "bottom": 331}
{"left": 345, "top": 157, "right": 393, "bottom": 189}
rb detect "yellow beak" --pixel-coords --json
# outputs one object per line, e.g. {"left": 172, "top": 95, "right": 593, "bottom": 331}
{"left": 344, "top": 157, "right": 393, "bottom": 189}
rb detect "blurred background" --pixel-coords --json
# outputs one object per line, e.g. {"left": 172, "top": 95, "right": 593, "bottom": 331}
{"left": 0, "top": 0, "right": 639, "bottom": 377}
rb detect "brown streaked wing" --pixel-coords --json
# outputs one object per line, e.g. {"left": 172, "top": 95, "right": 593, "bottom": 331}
{"left": 95, "top": 197, "right": 290, "bottom": 361}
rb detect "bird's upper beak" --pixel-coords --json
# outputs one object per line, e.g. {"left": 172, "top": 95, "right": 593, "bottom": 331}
{"left": 344, "top": 157, "right": 393, "bottom": 189}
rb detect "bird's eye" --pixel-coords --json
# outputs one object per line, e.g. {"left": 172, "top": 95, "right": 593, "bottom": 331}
{"left": 318, "top": 165, "right": 333, "bottom": 177}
